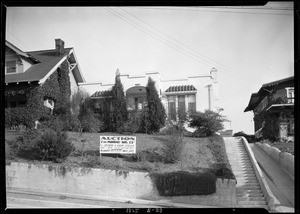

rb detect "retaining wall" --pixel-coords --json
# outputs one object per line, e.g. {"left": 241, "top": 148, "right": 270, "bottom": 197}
{"left": 256, "top": 142, "right": 294, "bottom": 179}
{"left": 6, "top": 162, "right": 236, "bottom": 207}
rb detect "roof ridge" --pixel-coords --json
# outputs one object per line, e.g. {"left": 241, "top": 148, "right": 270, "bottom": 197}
{"left": 27, "top": 47, "right": 73, "bottom": 53}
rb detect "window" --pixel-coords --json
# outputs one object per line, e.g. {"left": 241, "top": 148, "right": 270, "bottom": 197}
{"left": 167, "top": 96, "right": 176, "bottom": 121}
{"left": 187, "top": 94, "right": 196, "bottom": 113}
{"left": 286, "top": 87, "right": 294, "bottom": 103}
{"left": 178, "top": 95, "right": 186, "bottom": 120}
{"left": 6, "top": 60, "right": 17, "bottom": 74}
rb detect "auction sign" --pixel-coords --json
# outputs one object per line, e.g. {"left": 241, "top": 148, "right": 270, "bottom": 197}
{"left": 100, "top": 136, "right": 136, "bottom": 154}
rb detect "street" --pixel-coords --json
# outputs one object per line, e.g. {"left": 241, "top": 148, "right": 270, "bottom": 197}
{"left": 5, "top": 188, "right": 165, "bottom": 209}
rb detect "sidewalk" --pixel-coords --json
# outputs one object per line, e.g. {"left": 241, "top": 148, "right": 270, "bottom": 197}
{"left": 249, "top": 144, "right": 294, "bottom": 213}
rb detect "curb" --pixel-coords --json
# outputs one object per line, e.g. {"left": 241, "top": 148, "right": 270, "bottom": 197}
{"left": 6, "top": 187, "right": 219, "bottom": 208}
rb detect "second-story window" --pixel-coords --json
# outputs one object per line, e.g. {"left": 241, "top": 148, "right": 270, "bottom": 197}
{"left": 286, "top": 87, "right": 294, "bottom": 103}
{"left": 5, "top": 60, "right": 17, "bottom": 74}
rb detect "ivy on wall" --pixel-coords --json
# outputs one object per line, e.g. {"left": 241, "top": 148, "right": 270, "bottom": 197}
{"left": 5, "top": 59, "right": 71, "bottom": 128}
{"left": 254, "top": 95, "right": 293, "bottom": 141}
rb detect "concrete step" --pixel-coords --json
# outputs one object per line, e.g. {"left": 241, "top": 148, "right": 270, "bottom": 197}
{"left": 237, "top": 186, "right": 261, "bottom": 190}
{"left": 237, "top": 201, "right": 267, "bottom": 205}
{"left": 237, "top": 197, "right": 266, "bottom": 201}
{"left": 236, "top": 181, "right": 259, "bottom": 185}
{"left": 236, "top": 184, "right": 260, "bottom": 188}
{"left": 237, "top": 189, "right": 263, "bottom": 193}
{"left": 237, "top": 192, "right": 264, "bottom": 197}
{"left": 237, "top": 205, "right": 269, "bottom": 210}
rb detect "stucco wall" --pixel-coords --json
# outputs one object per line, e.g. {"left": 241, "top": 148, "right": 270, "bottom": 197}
{"left": 6, "top": 162, "right": 236, "bottom": 207}
{"left": 256, "top": 142, "right": 294, "bottom": 178}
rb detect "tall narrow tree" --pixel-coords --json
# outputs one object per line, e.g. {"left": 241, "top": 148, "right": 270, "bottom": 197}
{"left": 145, "top": 77, "right": 166, "bottom": 133}
{"left": 111, "top": 69, "right": 128, "bottom": 132}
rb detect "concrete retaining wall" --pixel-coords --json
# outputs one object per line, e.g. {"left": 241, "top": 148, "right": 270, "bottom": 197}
{"left": 256, "top": 143, "right": 294, "bottom": 179}
{"left": 241, "top": 137, "right": 276, "bottom": 211}
{"left": 6, "top": 162, "right": 236, "bottom": 207}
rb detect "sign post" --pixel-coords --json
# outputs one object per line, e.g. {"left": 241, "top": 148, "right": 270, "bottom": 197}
{"left": 100, "top": 136, "right": 136, "bottom": 156}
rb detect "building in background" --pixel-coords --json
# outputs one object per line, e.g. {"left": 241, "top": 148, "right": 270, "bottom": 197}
{"left": 244, "top": 76, "right": 294, "bottom": 141}
{"left": 80, "top": 67, "right": 219, "bottom": 121}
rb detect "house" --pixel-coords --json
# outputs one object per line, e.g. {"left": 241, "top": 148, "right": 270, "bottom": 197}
{"left": 244, "top": 76, "right": 294, "bottom": 141}
{"left": 81, "top": 67, "right": 219, "bottom": 121}
{"left": 5, "top": 39, "right": 85, "bottom": 127}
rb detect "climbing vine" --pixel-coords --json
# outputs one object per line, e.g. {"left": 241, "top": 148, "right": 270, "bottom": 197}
{"left": 5, "top": 59, "right": 71, "bottom": 128}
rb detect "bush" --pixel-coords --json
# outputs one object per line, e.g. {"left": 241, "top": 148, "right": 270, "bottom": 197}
{"left": 190, "top": 110, "right": 226, "bottom": 137}
{"left": 162, "top": 134, "right": 184, "bottom": 164}
{"left": 8, "top": 128, "right": 74, "bottom": 162}
{"left": 33, "top": 129, "right": 75, "bottom": 162}
{"left": 79, "top": 109, "right": 104, "bottom": 133}
{"left": 111, "top": 72, "right": 128, "bottom": 132}
{"left": 150, "top": 171, "right": 216, "bottom": 196}
{"left": 5, "top": 107, "right": 35, "bottom": 128}
{"left": 143, "top": 77, "right": 166, "bottom": 133}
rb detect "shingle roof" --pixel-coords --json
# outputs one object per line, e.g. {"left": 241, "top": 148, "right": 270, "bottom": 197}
{"left": 165, "top": 85, "right": 196, "bottom": 93}
{"left": 91, "top": 90, "right": 113, "bottom": 98}
{"left": 5, "top": 48, "right": 73, "bottom": 84}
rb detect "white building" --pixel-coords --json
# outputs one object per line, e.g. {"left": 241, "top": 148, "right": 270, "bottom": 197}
{"left": 80, "top": 68, "right": 219, "bottom": 121}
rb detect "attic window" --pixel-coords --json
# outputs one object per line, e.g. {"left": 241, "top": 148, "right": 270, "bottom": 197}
{"left": 5, "top": 60, "right": 17, "bottom": 74}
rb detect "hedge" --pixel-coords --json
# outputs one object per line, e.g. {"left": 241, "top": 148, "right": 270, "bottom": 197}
{"left": 150, "top": 171, "right": 216, "bottom": 196}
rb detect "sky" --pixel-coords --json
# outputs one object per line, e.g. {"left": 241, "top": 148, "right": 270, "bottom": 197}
{"left": 5, "top": 2, "right": 294, "bottom": 134}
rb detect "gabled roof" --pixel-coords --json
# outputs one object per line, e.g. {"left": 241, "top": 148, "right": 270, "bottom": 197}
{"left": 5, "top": 41, "right": 85, "bottom": 85}
{"left": 244, "top": 76, "right": 294, "bottom": 112}
{"left": 165, "top": 85, "right": 196, "bottom": 93}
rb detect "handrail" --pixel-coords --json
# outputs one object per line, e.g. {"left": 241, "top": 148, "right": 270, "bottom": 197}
{"left": 240, "top": 136, "right": 276, "bottom": 211}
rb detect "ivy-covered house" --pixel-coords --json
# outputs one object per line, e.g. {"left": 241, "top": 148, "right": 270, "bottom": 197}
{"left": 5, "top": 39, "right": 85, "bottom": 128}
{"left": 244, "top": 76, "right": 294, "bottom": 141}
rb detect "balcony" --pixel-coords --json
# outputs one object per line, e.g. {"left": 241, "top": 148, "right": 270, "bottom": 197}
{"left": 254, "top": 96, "right": 294, "bottom": 114}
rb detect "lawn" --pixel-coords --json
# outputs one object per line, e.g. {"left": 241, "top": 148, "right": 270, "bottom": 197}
{"left": 5, "top": 130, "right": 231, "bottom": 176}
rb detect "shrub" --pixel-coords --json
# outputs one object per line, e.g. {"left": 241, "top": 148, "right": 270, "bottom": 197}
{"left": 33, "top": 129, "right": 75, "bottom": 162}
{"left": 190, "top": 110, "right": 226, "bottom": 137}
{"left": 5, "top": 107, "right": 34, "bottom": 128}
{"left": 150, "top": 171, "right": 216, "bottom": 196}
{"left": 111, "top": 72, "right": 128, "bottom": 132}
{"left": 143, "top": 77, "right": 166, "bottom": 133}
{"left": 79, "top": 109, "right": 104, "bottom": 133}
{"left": 8, "top": 129, "right": 41, "bottom": 160}
{"left": 8, "top": 128, "right": 74, "bottom": 162}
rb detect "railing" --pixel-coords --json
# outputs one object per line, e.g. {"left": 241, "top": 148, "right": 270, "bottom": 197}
{"left": 254, "top": 96, "right": 268, "bottom": 113}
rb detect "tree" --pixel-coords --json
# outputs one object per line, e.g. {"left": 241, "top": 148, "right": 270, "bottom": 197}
{"left": 143, "top": 77, "right": 166, "bottom": 133}
{"left": 70, "top": 88, "right": 90, "bottom": 116}
{"left": 189, "top": 109, "right": 226, "bottom": 137}
{"left": 111, "top": 70, "right": 128, "bottom": 132}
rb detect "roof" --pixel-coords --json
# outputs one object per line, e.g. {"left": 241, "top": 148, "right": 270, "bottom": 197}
{"left": 91, "top": 90, "right": 113, "bottom": 99}
{"left": 244, "top": 76, "right": 294, "bottom": 112}
{"left": 165, "top": 85, "right": 197, "bottom": 93}
{"left": 5, "top": 41, "right": 85, "bottom": 84}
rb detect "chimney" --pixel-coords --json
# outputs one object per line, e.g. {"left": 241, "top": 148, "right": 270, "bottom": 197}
{"left": 55, "top": 39, "right": 65, "bottom": 56}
